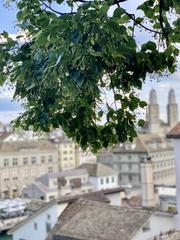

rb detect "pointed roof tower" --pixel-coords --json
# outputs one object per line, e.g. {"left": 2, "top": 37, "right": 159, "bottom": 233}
{"left": 168, "top": 88, "right": 176, "bottom": 104}
{"left": 167, "top": 88, "right": 178, "bottom": 127}
{"left": 149, "top": 89, "right": 157, "bottom": 105}
{"left": 148, "top": 89, "right": 160, "bottom": 133}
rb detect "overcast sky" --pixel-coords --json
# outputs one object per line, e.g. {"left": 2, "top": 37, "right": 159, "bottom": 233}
{"left": 0, "top": 0, "right": 179, "bottom": 123}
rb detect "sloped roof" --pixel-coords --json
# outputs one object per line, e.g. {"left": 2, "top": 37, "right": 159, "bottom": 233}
{"left": 167, "top": 122, "right": 180, "bottom": 139}
{"left": 57, "top": 187, "right": 124, "bottom": 204}
{"left": 0, "top": 140, "right": 56, "bottom": 153}
{"left": 38, "top": 169, "right": 88, "bottom": 183}
{"left": 58, "top": 191, "right": 110, "bottom": 204}
{"left": 0, "top": 132, "right": 12, "bottom": 142}
{"left": 46, "top": 199, "right": 152, "bottom": 240}
{"left": 78, "top": 163, "right": 118, "bottom": 177}
{"left": 113, "top": 133, "right": 172, "bottom": 154}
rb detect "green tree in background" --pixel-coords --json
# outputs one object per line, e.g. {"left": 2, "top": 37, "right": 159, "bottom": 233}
{"left": 0, "top": 0, "right": 179, "bottom": 151}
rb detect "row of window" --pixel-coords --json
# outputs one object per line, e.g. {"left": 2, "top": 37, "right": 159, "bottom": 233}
{"left": 100, "top": 176, "right": 115, "bottom": 185}
{"left": 153, "top": 160, "right": 174, "bottom": 169}
{"left": 117, "top": 151, "right": 174, "bottom": 162}
{"left": 3, "top": 167, "right": 53, "bottom": 182}
{"left": 62, "top": 150, "right": 74, "bottom": 154}
{"left": 118, "top": 163, "right": 140, "bottom": 172}
{"left": 34, "top": 219, "right": 51, "bottom": 233}
{"left": 154, "top": 169, "right": 175, "bottom": 179}
{"left": 3, "top": 155, "right": 54, "bottom": 167}
{"left": 119, "top": 174, "right": 141, "bottom": 182}
{"left": 61, "top": 157, "right": 74, "bottom": 161}
{"left": 150, "top": 151, "right": 173, "bottom": 159}
{"left": 61, "top": 143, "right": 74, "bottom": 148}
{"left": 4, "top": 177, "right": 18, "bottom": 182}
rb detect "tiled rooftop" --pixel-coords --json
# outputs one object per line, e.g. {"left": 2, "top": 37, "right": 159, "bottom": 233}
{"left": 46, "top": 199, "right": 152, "bottom": 240}
{"left": 78, "top": 163, "right": 118, "bottom": 177}
{"left": 0, "top": 140, "right": 56, "bottom": 153}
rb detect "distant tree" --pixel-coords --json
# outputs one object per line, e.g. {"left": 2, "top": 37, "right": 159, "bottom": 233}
{"left": 0, "top": 0, "right": 179, "bottom": 151}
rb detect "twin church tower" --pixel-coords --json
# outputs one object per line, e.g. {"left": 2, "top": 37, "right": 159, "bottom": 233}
{"left": 145, "top": 89, "right": 178, "bottom": 135}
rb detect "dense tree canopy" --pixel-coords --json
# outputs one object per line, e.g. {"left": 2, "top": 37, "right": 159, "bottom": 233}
{"left": 0, "top": 0, "right": 179, "bottom": 151}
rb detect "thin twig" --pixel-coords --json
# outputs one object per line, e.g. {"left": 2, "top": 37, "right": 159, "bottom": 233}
{"left": 159, "top": 0, "right": 169, "bottom": 45}
{"left": 125, "top": 11, "right": 162, "bottom": 34}
{"left": 41, "top": 1, "right": 75, "bottom": 15}
{"left": 115, "top": 0, "right": 162, "bottom": 35}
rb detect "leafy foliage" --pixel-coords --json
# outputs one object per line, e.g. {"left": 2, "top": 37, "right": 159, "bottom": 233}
{"left": 0, "top": 0, "right": 179, "bottom": 151}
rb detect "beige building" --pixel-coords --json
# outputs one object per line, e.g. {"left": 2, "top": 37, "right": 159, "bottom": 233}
{"left": 98, "top": 134, "right": 175, "bottom": 188}
{"left": 50, "top": 136, "right": 78, "bottom": 170}
{"left": 75, "top": 147, "right": 97, "bottom": 165}
{"left": 0, "top": 140, "right": 58, "bottom": 198}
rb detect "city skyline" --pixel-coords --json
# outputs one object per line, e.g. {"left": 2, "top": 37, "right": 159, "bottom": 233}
{"left": 0, "top": 0, "right": 179, "bottom": 123}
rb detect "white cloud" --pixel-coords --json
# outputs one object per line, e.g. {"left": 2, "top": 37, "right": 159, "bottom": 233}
{"left": 0, "top": 85, "right": 15, "bottom": 99}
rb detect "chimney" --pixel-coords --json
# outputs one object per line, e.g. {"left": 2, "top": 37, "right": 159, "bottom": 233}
{"left": 141, "top": 157, "right": 155, "bottom": 208}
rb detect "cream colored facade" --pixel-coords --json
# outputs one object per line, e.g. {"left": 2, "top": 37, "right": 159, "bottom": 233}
{"left": 50, "top": 137, "right": 78, "bottom": 170}
{"left": 75, "top": 147, "right": 97, "bottom": 165}
{"left": 0, "top": 140, "right": 58, "bottom": 198}
{"left": 97, "top": 134, "right": 175, "bottom": 187}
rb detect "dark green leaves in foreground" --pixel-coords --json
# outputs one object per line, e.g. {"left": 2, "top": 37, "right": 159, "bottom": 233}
{"left": 0, "top": 0, "right": 179, "bottom": 151}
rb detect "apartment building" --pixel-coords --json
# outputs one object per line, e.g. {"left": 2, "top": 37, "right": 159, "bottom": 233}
{"left": 98, "top": 134, "right": 175, "bottom": 187}
{"left": 0, "top": 141, "right": 58, "bottom": 198}
{"left": 50, "top": 136, "right": 78, "bottom": 170}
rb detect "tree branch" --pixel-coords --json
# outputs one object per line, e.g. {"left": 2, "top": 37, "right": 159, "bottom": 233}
{"left": 125, "top": 11, "right": 162, "bottom": 34}
{"left": 159, "top": 0, "right": 169, "bottom": 45}
{"left": 41, "top": 1, "right": 75, "bottom": 15}
{"left": 115, "top": 0, "right": 162, "bottom": 35}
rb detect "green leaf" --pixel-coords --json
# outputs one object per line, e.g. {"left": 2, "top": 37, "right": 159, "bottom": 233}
{"left": 98, "top": 111, "right": 103, "bottom": 118}
{"left": 139, "top": 101, "right": 147, "bottom": 108}
{"left": 1, "top": 31, "right": 8, "bottom": 38}
{"left": 138, "top": 119, "right": 145, "bottom": 127}
{"left": 113, "top": 7, "right": 125, "bottom": 18}
{"left": 56, "top": 0, "right": 64, "bottom": 3}
{"left": 142, "top": 41, "right": 156, "bottom": 51}
{"left": 114, "top": 94, "right": 121, "bottom": 101}
{"left": 135, "top": 17, "right": 144, "bottom": 24}
{"left": 99, "top": 4, "right": 109, "bottom": 16}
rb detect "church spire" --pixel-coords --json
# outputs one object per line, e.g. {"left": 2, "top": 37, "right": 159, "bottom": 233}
{"left": 168, "top": 88, "right": 176, "bottom": 104}
{"left": 149, "top": 89, "right": 158, "bottom": 105}
{"left": 148, "top": 89, "right": 160, "bottom": 133}
{"left": 167, "top": 89, "right": 178, "bottom": 127}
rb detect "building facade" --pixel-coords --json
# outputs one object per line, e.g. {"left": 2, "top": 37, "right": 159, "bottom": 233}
{"left": 8, "top": 200, "right": 60, "bottom": 240}
{"left": 97, "top": 134, "right": 175, "bottom": 188}
{"left": 50, "top": 137, "right": 78, "bottom": 171}
{"left": 22, "top": 169, "right": 95, "bottom": 201}
{"left": 78, "top": 163, "right": 119, "bottom": 191}
{"left": 75, "top": 147, "right": 97, "bottom": 165}
{"left": 0, "top": 141, "right": 58, "bottom": 198}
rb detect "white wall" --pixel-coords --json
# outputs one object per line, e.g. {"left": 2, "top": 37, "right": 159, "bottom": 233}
{"left": 90, "top": 175, "right": 118, "bottom": 191}
{"left": 12, "top": 204, "right": 58, "bottom": 240}
{"left": 132, "top": 212, "right": 175, "bottom": 240}
{"left": 105, "top": 192, "right": 121, "bottom": 206}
